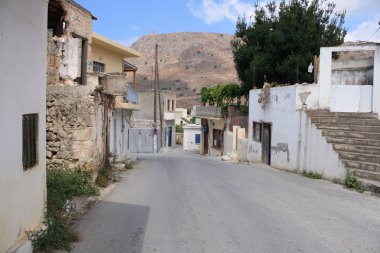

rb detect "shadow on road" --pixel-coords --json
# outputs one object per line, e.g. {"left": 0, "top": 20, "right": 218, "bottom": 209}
{"left": 69, "top": 201, "right": 149, "bottom": 253}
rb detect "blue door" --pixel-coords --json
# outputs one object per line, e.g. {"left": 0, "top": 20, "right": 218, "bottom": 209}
{"left": 168, "top": 127, "right": 172, "bottom": 147}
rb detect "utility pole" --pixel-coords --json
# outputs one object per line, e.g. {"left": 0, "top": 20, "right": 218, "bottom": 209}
{"left": 153, "top": 44, "right": 158, "bottom": 152}
{"left": 157, "top": 68, "right": 164, "bottom": 148}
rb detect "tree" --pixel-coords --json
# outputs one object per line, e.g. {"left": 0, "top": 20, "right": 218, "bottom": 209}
{"left": 232, "top": 0, "right": 347, "bottom": 96}
{"left": 200, "top": 83, "right": 243, "bottom": 116}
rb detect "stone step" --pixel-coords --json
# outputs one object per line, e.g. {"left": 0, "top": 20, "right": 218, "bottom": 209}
{"left": 315, "top": 124, "right": 380, "bottom": 133}
{"left": 307, "top": 110, "right": 377, "bottom": 119}
{"left": 339, "top": 151, "right": 380, "bottom": 164}
{"left": 311, "top": 117, "right": 380, "bottom": 126}
{"left": 350, "top": 169, "right": 380, "bottom": 182}
{"left": 342, "top": 160, "right": 380, "bottom": 173}
{"left": 356, "top": 178, "right": 380, "bottom": 194}
{"left": 326, "top": 136, "right": 380, "bottom": 147}
{"left": 322, "top": 130, "right": 380, "bottom": 140}
{"left": 333, "top": 144, "right": 380, "bottom": 156}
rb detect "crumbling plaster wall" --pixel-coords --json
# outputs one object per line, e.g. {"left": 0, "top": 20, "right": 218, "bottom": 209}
{"left": 47, "top": 0, "right": 93, "bottom": 86}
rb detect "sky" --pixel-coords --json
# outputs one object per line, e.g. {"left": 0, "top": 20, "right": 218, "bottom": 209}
{"left": 75, "top": 0, "right": 380, "bottom": 46}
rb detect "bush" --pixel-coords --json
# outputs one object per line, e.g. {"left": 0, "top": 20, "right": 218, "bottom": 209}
{"left": 29, "top": 167, "right": 98, "bottom": 252}
{"left": 345, "top": 174, "right": 365, "bottom": 193}
{"left": 96, "top": 159, "right": 113, "bottom": 187}
{"left": 176, "top": 124, "right": 184, "bottom": 133}
{"left": 124, "top": 162, "right": 133, "bottom": 170}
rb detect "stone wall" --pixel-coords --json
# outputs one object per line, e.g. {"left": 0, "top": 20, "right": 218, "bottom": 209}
{"left": 46, "top": 85, "right": 103, "bottom": 168}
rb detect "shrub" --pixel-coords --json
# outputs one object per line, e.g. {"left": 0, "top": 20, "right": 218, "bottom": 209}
{"left": 29, "top": 167, "right": 98, "bottom": 252}
{"left": 96, "top": 159, "right": 113, "bottom": 187}
{"left": 345, "top": 174, "right": 365, "bottom": 193}
{"left": 124, "top": 162, "right": 133, "bottom": 170}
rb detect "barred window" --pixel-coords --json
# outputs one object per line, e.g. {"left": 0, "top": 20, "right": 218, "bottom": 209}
{"left": 93, "top": 61, "right": 105, "bottom": 73}
{"left": 253, "top": 122, "right": 262, "bottom": 142}
{"left": 22, "top": 114, "right": 38, "bottom": 169}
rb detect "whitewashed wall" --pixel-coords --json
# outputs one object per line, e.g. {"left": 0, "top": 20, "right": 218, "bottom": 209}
{"left": 248, "top": 85, "right": 348, "bottom": 180}
{"left": 183, "top": 125, "right": 201, "bottom": 151}
{"left": 248, "top": 86, "right": 300, "bottom": 171}
{"left": 298, "top": 112, "right": 346, "bottom": 179}
{"left": 0, "top": 1, "right": 48, "bottom": 252}
{"left": 318, "top": 46, "right": 380, "bottom": 115}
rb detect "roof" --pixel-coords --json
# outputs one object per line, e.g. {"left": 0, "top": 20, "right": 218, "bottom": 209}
{"left": 123, "top": 61, "right": 138, "bottom": 71}
{"left": 92, "top": 32, "right": 141, "bottom": 58}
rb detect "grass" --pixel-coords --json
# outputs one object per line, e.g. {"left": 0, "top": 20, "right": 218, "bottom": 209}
{"left": 124, "top": 162, "right": 134, "bottom": 170}
{"left": 345, "top": 174, "right": 365, "bottom": 193}
{"left": 96, "top": 159, "right": 113, "bottom": 187}
{"left": 302, "top": 171, "right": 322, "bottom": 179}
{"left": 28, "top": 167, "right": 98, "bottom": 252}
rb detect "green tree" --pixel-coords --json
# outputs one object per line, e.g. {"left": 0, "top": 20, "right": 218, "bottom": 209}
{"left": 232, "top": 0, "right": 347, "bottom": 96}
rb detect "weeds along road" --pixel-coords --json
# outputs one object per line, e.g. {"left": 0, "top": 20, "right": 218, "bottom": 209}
{"left": 67, "top": 149, "right": 380, "bottom": 253}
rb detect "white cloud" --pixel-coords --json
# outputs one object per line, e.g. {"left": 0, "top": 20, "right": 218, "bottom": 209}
{"left": 187, "top": 0, "right": 255, "bottom": 24}
{"left": 334, "top": 0, "right": 380, "bottom": 16}
{"left": 346, "top": 15, "right": 380, "bottom": 42}
{"left": 116, "top": 35, "right": 140, "bottom": 47}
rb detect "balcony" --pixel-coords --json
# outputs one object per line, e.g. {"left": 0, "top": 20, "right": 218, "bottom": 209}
{"left": 193, "top": 106, "right": 222, "bottom": 118}
{"left": 114, "top": 85, "right": 140, "bottom": 110}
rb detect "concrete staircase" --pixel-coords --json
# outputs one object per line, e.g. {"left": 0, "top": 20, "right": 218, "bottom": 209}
{"left": 306, "top": 110, "right": 380, "bottom": 192}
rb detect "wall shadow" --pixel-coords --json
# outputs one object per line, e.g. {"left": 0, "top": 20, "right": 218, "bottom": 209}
{"left": 68, "top": 201, "right": 149, "bottom": 253}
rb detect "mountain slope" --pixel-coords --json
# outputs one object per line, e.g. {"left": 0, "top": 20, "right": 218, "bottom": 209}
{"left": 129, "top": 32, "right": 239, "bottom": 108}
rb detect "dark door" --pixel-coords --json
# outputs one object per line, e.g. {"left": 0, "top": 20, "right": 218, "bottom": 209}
{"left": 168, "top": 127, "right": 172, "bottom": 147}
{"left": 262, "top": 123, "right": 271, "bottom": 165}
{"left": 201, "top": 119, "right": 209, "bottom": 155}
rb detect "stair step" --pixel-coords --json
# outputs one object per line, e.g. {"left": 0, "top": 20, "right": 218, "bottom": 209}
{"left": 333, "top": 144, "right": 380, "bottom": 156}
{"left": 307, "top": 110, "right": 377, "bottom": 119}
{"left": 322, "top": 130, "right": 380, "bottom": 140}
{"left": 311, "top": 118, "right": 380, "bottom": 126}
{"left": 339, "top": 151, "right": 380, "bottom": 164}
{"left": 350, "top": 169, "right": 380, "bottom": 182}
{"left": 326, "top": 137, "right": 380, "bottom": 147}
{"left": 315, "top": 124, "right": 380, "bottom": 133}
{"left": 356, "top": 178, "right": 380, "bottom": 194}
{"left": 342, "top": 160, "right": 380, "bottom": 173}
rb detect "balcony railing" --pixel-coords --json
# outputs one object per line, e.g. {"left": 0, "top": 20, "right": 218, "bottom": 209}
{"left": 194, "top": 106, "right": 222, "bottom": 118}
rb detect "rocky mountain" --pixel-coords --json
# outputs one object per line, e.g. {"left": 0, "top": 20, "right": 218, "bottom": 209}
{"left": 129, "top": 32, "right": 239, "bottom": 108}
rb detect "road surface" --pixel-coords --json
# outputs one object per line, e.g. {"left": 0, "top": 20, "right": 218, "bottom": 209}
{"left": 68, "top": 149, "right": 380, "bottom": 253}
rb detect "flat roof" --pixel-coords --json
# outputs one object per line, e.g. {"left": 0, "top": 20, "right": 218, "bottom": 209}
{"left": 92, "top": 32, "right": 141, "bottom": 58}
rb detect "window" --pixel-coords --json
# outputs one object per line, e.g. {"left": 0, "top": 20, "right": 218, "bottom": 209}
{"left": 22, "top": 114, "right": 38, "bottom": 169}
{"left": 167, "top": 99, "right": 170, "bottom": 111}
{"left": 253, "top": 122, "right": 262, "bottom": 142}
{"left": 93, "top": 61, "right": 105, "bottom": 73}
{"left": 213, "top": 129, "right": 222, "bottom": 149}
{"left": 172, "top": 100, "right": 175, "bottom": 111}
{"left": 195, "top": 134, "right": 201, "bottom": 144}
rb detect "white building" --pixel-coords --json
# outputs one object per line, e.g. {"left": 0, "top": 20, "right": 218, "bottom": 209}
{"left": 0, "top": 0, "right": 48, "bottom": 252}
{"left": 247, "top": 45, "right": 380, "bottom": 187}
{"left": 183, "top": 124, "right": 202, "bottom": 151}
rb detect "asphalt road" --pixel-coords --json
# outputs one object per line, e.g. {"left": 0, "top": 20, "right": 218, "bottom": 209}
{"left": 68, "top": 149, "right": 380, "bottom": 253}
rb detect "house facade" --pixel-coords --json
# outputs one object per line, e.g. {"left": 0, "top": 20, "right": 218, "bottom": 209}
{"left": 183, "top": 124, "right": 202, "bottom": 151}
{"left": 248, "top": 44, "right": 380, "bottom": 188}
{"left": 46, "top": 0, "right": 141, "bottom": 167}
{"left": 193, "top": 106, "right": 224, "bottom": 156}
{"left": 0, "top": 0, "right": 48, "bottom": 252}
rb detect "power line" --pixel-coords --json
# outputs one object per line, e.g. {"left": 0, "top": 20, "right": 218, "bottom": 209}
{"left": 367, "top": 21, "right": 380, "bottom": 41}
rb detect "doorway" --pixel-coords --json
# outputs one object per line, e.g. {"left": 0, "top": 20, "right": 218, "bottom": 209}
{"left": 262, "top": 123, "right": 271, "bottom": 165}
{"left": 168, "top": 127, "right": 172, "bottom": 147}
